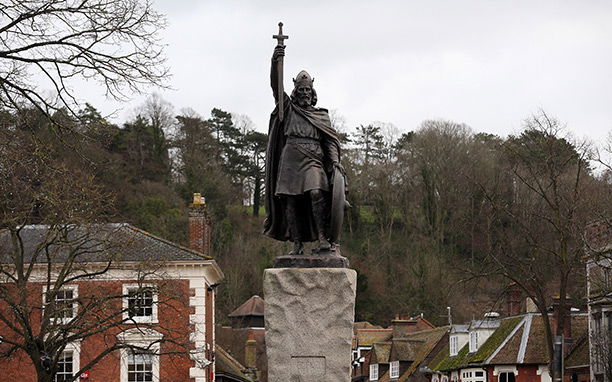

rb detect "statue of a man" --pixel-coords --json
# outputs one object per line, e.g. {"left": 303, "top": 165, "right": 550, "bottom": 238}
{"left": 264, "top": 44, "right": 344, "bottom": 255}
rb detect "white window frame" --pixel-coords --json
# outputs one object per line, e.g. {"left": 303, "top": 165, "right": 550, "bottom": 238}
{"left": 390, "top": 360, "right": 400, "bottom": 378}
{"left": 43, "top": 285, "right": 78, "bottom": 324}
{"left": 117, "top": 328, "right": 162, "bottom": 382}
{"left": 122, "top": 284, "right": 158, "bottom": 324}
{"left": 370, "top": 363, "right": 379, "bottom": 381}
{"left": 461, "top": 368, "right": 486, "bottom": 382}
{"left": 450, "top": 335, "right": 459, "bottom": 356}
{"left": 55, "top": 341, "right": 81, "bottom": 382}
{"left": 469, "top": 331, "right": 479, "bottom": 352}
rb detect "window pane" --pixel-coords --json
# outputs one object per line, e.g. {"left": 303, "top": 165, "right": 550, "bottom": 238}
{"left": 128, "top": 289, "right": 154, "bottom": 318}
{"left": 55, "top": 351, "right": 74, "bottom": 382}
{"left": 128, "top": 351, "right": 153, "bottom": 382}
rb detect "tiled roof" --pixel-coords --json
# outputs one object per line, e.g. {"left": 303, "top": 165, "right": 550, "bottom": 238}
{"left": 432, "top": 317, "right": 523, "bottom": 371}
{"left": 372, "top": 342, "right": 392, "bottom": 364}
{"left": 215, "top": 344, "right": 253, "bottom": 382}
{"left": 399, "top": 326, "right": 450, "bottom": 382}
{"left": 228, "top": 295, "right": 265, "bottom": 318}
{"left": 488, "top": 322, "right": 525, "bottom": 363}
{"left": 565, "top": 333, "right": 589, "bottom": 368}
{"left": 0, "top": 223, "right": 210, "bottom": 263}
{"left": 431, "top": 313, "right": 590, "bottom": 371}
{"left": 390, "top": 338, "right": 424, "bottom": 361}
{"left": 522, "top": 315, "right": 550, "bottom": 364}
{"left": 356, "top": 328, "right": 393, "bottom": 347}
{"left": 354, "top": 321, "right": 383, "bottom": 334}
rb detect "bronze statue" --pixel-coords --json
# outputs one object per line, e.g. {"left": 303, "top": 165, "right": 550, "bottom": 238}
{"left": 264, "top": 23, "right": 346, "bottom": 256}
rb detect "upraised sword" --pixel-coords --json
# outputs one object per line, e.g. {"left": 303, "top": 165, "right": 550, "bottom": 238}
{"left": 273, "top": 22, "right": 288, "bottom": 122}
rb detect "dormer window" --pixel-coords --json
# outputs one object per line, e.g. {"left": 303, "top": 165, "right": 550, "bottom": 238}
{"left": 450, "top": 335, "right": 459, "bottom": 356}
{"left": 390, "top": 360, "right": 399, "bottom": 378}
{"left": 469, "top": 331, "right": 479, "bottom": 352}
{"left": 370, "top": 363, "right": 379, "bottom": 381}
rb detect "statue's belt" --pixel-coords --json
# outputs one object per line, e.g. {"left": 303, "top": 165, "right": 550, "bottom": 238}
{"left": 286, "top": 136, "right": 324, "bottom": 163}
{"left": 286, "top": 136, "right": 320, "bottom": 144}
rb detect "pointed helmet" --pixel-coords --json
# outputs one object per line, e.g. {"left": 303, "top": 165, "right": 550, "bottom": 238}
{"left": 293, "top": 70, "right": 314, "bottom": 88}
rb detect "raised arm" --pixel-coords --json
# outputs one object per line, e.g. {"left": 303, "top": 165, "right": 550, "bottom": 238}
{"left": 270, "top": 45, "right": 285, "bottom": 103}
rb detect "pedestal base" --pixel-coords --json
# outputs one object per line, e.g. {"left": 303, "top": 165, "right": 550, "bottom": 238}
{"left": 264, "top": 268, "right": 357, "bottom": 382}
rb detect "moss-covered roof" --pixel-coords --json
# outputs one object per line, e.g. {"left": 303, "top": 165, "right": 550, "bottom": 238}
{"left": 432, "top": 317, "right": 523, "bottom": 371}
{"left": 399, "top": 326, "right": 450, "bottom": 381}
{"left": 372, "top": 342, "right": 392, "bottom": 364}
{"left": 565, "top": 333, "right": 589, "bottom": 368}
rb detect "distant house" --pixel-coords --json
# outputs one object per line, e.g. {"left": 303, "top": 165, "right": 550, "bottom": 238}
{"left": 215, "top": 345, "right": 255, "bottom": 382}
{"left": 352, "top": 314, "right": 445, "bottom": 382}
{"left": 352, "top": 326, "right": 393, "bottom": 381}
{"left": 369, "top": 341, "right": 393, "bottom": 381}
{"left": 0, "top": 193, "right": 224, "bottom": 382}
{"left": 426, "top": 309, "right": 589, "bottom": 382}
{"left": 217, "top": 295, "right": 266, "bottom": 382}
{"left": 585, "top": 220, "right": 612, "bottom": 382}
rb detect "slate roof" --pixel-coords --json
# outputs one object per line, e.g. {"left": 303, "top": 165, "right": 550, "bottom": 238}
{"left": 0, "top": 223, "right": 211, "bottom": 263}
{"left": 228, "top": 295, "right": 265, "bottom": 318}
{"left": 470, "top": 319, "right": 501, "bottom": 330}
{"left": 451, "top": 325, "right": 469, "bottom": 334}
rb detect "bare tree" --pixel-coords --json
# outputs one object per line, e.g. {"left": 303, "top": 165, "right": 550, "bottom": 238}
{"left": 0, "top": 125, "right": 201, "bottom": 382}
{"left": 477, "top": 111, "right": 611, "bottom": 380}
{"left": 0, "top": 0, "right": 168, "bottom": 119}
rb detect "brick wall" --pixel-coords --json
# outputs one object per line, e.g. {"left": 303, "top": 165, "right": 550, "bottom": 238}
{"left": 0, "top": 279, "right": 194, "bottom": 382}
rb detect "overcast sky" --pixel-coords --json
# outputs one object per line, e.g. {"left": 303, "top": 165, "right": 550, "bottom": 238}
{"left": 78, "top": 0, "right": 612, "bottom": 143}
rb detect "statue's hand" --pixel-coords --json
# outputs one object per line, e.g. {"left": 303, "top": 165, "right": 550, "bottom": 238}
{"left": 272, "top": 45, "right": 285, "bottom": 61}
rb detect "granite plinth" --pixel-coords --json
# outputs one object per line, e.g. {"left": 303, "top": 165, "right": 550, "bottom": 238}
{"left": 264, "top": 268, "right": 357, "bottom": 382}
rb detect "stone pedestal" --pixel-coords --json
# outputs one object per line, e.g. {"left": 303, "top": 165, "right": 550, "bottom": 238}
{"left": 264, "top": 268, "right": 357, "bottom": 382}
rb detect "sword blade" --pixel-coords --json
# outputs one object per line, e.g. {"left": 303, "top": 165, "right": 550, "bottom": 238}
{"left": 277, "top": 58, "right": 284, "bottom": 122}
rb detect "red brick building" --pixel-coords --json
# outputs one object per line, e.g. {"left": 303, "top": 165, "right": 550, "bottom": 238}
{"left": 0, "top": 194, "right": 223, "bottom": 382}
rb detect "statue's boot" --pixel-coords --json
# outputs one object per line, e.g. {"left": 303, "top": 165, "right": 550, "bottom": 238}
{"left": 289, "top": 240, "right": 304, "bottom": 256}
{"left": 312, "top": 197, "right": 331, "bottom": 252}
{"left": 286, "top": 198, "right": 304, "bottom": 256}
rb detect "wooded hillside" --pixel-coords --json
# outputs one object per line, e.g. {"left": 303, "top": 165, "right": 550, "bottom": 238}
{"left": 3, "top": 98, "right": 611, "bottom": 327}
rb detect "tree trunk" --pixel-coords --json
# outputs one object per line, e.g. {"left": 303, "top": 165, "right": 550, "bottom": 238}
{"left": 253, "top": 177, "right": 261, "bottom": 217}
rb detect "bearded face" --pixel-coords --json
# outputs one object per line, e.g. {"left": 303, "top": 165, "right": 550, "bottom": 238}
{"left": 295, "top": 85, "right": 313, "bottom": 107}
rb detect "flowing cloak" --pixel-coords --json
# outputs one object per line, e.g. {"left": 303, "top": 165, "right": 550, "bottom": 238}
{"left": 264, "top": 94, "right": 341, "bottom": 242}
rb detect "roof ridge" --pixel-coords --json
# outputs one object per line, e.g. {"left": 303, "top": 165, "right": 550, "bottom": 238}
{"left": 484, "top": 315, "right": 527, "bottom": 364}
{"left": 124, "top": 224, "right": 212, "bottom": 260}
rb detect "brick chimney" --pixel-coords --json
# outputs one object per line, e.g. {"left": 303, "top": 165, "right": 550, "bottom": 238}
{"left": 391, "top": 314, "right": 419, "bottom": 338}
{"left": 189, "top": 193, "right": 211, "bottom": 256}
{"left": 244, "top": 331, "right": 257, "bottom": 369}
{"left": 505, "top": 283, "right": 523, "bottom": 316}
